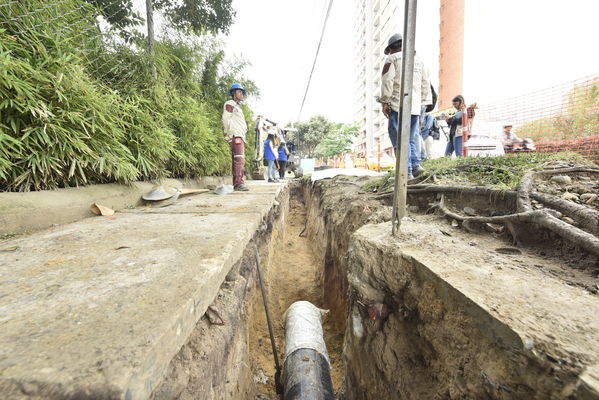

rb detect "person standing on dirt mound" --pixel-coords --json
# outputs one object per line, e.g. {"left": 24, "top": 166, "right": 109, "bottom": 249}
{"left": 378, "top": 33, "right": 433, "bottom": 179}
{"left": 222, "top": 83, "right": 249, "bottom": 191}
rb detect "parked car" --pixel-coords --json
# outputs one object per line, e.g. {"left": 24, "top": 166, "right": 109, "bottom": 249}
{"left": 464, "top": 122, "right": 505, "bottom": 157}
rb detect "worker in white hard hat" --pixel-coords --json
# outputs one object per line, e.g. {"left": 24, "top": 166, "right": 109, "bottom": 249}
{"left": 378, "top": 33, "right": 432, "bottom": 179}
{"left": 222, "top": 83, "right": 249, "bottom": 191}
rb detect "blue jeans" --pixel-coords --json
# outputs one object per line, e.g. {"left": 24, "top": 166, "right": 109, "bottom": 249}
{"left": 388, "top": 111, "right": 421, "bottom": 174}
{"left": 445, "top": 136, "right": 463, "bottom": 157}
{"left": 267, "top": 159, "right": 277, "bottom": 180}
{"left": 418, "top": 134, "right": 427, "bottom": 160}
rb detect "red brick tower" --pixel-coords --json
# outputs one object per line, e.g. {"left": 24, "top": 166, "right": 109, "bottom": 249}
{"left": 439, "top": 0, "right": 465, "bottom": 110}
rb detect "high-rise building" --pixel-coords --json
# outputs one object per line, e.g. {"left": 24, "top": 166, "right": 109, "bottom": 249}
{"left": 353, "top": 0, "right": 402, "bottom": 157}
{"left": 353, "top": 0, "right": 463, "bottom": 157}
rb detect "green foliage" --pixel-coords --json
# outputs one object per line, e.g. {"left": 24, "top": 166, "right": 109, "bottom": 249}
{"left": 292, "top": 117, "right": 359, "bottom": 159}
{"left": 314, "top": 123, "right": 359, "bottom": 158}
{"left": 87, "top": 0, "right": 235, "bottom": 36}
{"left": 292, "top": 115, "right": 333, "bottom": 158}
{"left": 300, "top": 174, "right": 312, "bottom": 184}
{"left": 85, "top": 0, "right": 142, "bottom": 39}
{"left": 422, "top": 152, "right": 593, "bottom": 189}
{"left": 242, "top": 105, "right": 257, "bottom": 172}
{"left": 0, "top": 29, "right": 138, "bottom": 190}
{"left": 362, "top": 176, "right": 388, "bottom": 193}
{"left": 0, "top": 0, "right": 256, "bottom": 191}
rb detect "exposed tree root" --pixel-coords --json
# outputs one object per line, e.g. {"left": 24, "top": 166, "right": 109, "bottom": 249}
{"left": 517, "top": 166, "right": 599, "bottom": 213}
{"left": 375, "top": 185, "right": 516, "bottom": 202}
{"left": 516, "top": 170, "right": 536, "bottom": 213}
{"left": 531, "top": 192, "right": 599, "bottom": 236}
{"left": 435, "top": 195, "right": 599, "bottom": 258}
{"left": 375, "top": 165, "right": 599, "bottom": 258}
{"left": 410, "top": 173, "right": 436, "bottom": 185}
{"left": 535, "top": 167, "right": 599, "bottom": 175}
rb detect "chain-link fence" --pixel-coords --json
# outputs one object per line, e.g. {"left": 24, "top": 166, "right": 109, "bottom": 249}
{"left": 0, "top": 0, "right": 134, "bottom": 82}
{"left": 475, "top": 74, "right": 599, "bottom": 162}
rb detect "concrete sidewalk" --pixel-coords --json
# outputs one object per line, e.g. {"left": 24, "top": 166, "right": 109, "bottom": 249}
{"left": 0, "top": 181, "right": 286, "bottom": 400}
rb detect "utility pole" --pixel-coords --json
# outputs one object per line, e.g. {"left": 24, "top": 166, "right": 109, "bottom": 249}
{"left": 145, "top": 0, "right": 156, "bottom": 78}
{"left": 391, "top": 0, "right": 417, "bottom": 236}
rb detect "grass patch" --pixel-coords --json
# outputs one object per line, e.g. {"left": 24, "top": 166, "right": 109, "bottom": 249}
{"left": 422, "top": 152, "right": 593, "bottom": 189}
{"left": 0, "top": 233, "right": 18, "bottom": 240}
{"left": 361, "top": 152, "right": 594, "bottom": 192}
{"left": 363, "top": 173, "right": 394, "bottom": 193}
{"left": 300, "top": 174, "right": 312, "bottom": 184}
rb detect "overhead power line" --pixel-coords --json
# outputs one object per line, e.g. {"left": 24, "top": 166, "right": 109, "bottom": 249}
{"left": 297, "top": 0, "right": 334, "bottom": 122}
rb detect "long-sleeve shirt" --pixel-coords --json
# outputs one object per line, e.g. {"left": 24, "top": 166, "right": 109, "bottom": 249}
{"left": 447, "top": 111, "right": 463, "bottom": 138}
{"left": 222, "top": 100, "right": 247, "bottom": 141}
{"left": 379, "top": 52, "right": 432, "bottom": 115}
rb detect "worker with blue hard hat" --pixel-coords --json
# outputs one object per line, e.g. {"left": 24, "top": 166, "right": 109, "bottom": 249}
{"left": 229, "top": 83, "right": 246, "bottom": 96}
{"left": 222, "top": 83, "right": 249, "bottom": 191}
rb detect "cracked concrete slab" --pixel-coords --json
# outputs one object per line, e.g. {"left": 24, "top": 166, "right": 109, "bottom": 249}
{"left": 0, "top": 181, "right": 286, "bottom": 400}
{"left": 125, "top": 191, "right": 282, "bottom": 217}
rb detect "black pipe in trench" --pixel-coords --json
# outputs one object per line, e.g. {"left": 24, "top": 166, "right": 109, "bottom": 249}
{"left": 283, "top": 301, "right": 335, "bottom": 400}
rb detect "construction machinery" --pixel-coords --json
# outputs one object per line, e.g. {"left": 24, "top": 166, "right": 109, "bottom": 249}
{"left": 252, "top": 116, "right": 302, "bottom": 179}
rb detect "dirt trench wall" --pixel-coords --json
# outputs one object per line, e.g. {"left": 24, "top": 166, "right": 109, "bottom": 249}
{"left": 343, "top": 222, "right": 599, "bottom": 400}
{"left": 303, "top": 178, "right": 390, "bottom": 328}
{"left": 150, "top": 187, "right": 289, "bottom": 400}
{"left": 302, "top": 177, "right": 598, "bottom": 400}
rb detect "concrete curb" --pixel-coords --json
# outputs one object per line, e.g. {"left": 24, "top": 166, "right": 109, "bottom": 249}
{"left": 0, "top": 180, "right": 286, "bottom": 400}
{"left": 0, "top": 177, "right": 230, "bottom": 236}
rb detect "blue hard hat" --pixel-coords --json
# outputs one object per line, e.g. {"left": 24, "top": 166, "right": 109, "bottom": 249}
{"left": 229, "top": 83, "right": 246, "bottom": 96}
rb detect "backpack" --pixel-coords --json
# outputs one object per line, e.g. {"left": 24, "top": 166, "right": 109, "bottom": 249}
{"left": 425, "top": 84, "right": 437, "bottom": 113}
{"left": 430, "top": 118, "right": 440, "bottom": 140}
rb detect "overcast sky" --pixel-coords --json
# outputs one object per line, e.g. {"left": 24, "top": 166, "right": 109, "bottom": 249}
{"left": 141, "top": 0, "right": 599, "bottom": 125}
{"left": 464, "top": 0, "right": 599, "bottom": 103}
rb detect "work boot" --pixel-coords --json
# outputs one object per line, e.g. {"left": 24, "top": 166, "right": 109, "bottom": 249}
{"left": 413, "top": 165, "right": 425, "bottom": 177}
{"left": 234, "top": 184, "right": 249, "bottom": 191}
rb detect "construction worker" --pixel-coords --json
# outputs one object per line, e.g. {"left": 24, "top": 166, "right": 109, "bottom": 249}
{"left": 222, "top": 83, "right": 249, "bottom": 191}
{"left": 378, "top": 33, "right": 432, "bottom": 179}
{"left": 278, "top": 142, "right": 289, "bottom": 180}
{"left": 264, "top": 133, "right": 279, "bottom": 182}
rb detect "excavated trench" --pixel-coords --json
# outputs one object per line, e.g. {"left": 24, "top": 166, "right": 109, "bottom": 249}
{"left": 152, "top": 177, "right": 599, "bottom": 400}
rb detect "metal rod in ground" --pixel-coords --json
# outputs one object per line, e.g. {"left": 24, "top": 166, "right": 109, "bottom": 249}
{"left": 145, "top": 0, "right": 157, "bottom": 78}
{"left": 253, "top": 244, "right": 283, "bottom": 394}
{"left": 392, "top": 0, "right": 418, "bottom": 236}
